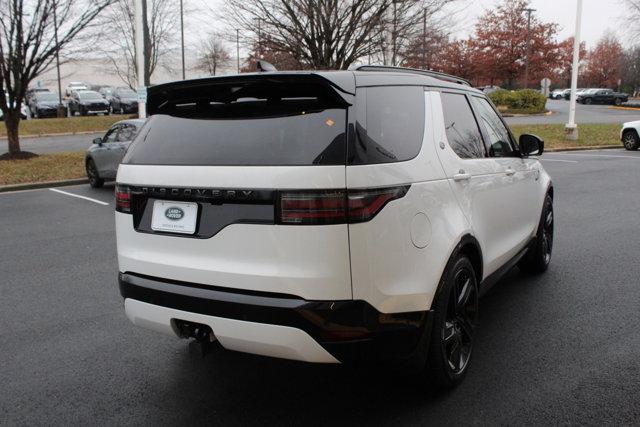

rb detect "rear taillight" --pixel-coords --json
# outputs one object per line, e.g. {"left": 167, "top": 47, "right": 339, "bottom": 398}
{"left": 347, "top": 186, "right": 409, "bottom": 223}
{"left": 278, "top": 186, "right": 408, "bottom": 225}
{"left": 115, "top": 184, "right": 131, "bottom": 213}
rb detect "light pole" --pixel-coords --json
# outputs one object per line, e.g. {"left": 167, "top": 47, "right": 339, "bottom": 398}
{"left": 523, "top": 8, "right": 536, "bottom": 89}
{"left": 180, "top": 0, "right": 185, "bottom": 80}
{"left": 135, "top": 0, "right": 146, "bottom": 118}
{"left": 52, "top": 2, "right": 64, "bottom": 117}
{"left": 236, "top": 29, "right": 240, "bottom": 73}
{"left": 565, "top": 0, "right": 583, "bottom": 141}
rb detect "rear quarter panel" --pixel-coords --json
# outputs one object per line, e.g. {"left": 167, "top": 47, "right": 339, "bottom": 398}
{"left": 347, "top": 91, "right": 471, "bottom": 313}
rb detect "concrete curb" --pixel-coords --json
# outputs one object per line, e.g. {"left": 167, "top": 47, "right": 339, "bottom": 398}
{"left": 608, "top": 105, "right": 640, "bottom": 111}
{"left": 546, "top": 145, "right": 621, "bottom": 152}
{"left": 0, "top": 130, "right": 103, "bottom": 141}
{"left": 0, "top": 178, "right": 88, "bottom": 193}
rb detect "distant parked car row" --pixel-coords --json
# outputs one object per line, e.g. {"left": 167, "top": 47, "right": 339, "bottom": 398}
{"left": 18, "top": 82, "right": 140, "bottom": 118}
{"left": 550, "top": 88, "right": 629, "bottom": 105}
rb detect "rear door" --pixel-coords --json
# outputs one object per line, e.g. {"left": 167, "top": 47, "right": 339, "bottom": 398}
{"left": 469, "top": 95, "right": 541, "bottom": 250}
{"left": 431, "top": 90, "right": 532, "bottom": 276}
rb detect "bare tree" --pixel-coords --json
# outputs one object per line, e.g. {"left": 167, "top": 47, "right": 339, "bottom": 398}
{"left": 378, "top": 0, "right": 461, "bottom": 67}
{"left": 222, "top": 0, "right": 393, "bottom": 70}
{"left": 0, "top": 0, "right": 113, "bottom": 157}
{"left": 622, "top": 0, "right": 640, "bottom": 43}
{"left": 621, "top": 45, "right": 640, "bottom": 96}
{"left": 99, "top": 0, "right": 178, "bottom": 88}
{"left": 196, "top": 34, "right": 231, "bottom": 76}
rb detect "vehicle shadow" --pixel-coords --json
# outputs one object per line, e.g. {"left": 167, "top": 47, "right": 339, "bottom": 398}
{"left": 142, "top": 266, "right": 549, "bottom": 425}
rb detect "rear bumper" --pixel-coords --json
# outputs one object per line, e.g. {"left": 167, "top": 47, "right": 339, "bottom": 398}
{"left": 119, "top": 272, "right": 431, "bottom": 364}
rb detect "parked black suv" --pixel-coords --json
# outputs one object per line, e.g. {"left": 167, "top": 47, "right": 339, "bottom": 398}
{"left": 28, "top": 92, "right": 61, "bottom": 118}
{"left": 109, "top": 88, "right": 139, "bottom": 114}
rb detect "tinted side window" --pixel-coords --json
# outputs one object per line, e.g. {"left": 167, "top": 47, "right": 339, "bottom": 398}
{"left": 441, "top": 92, "right": 485, "bottom": 159}
{"left": 471, "top": 96, "right": 515, "bottom": 157}
{"left": 351, "top": 86, "right": 425, "bottom": 165}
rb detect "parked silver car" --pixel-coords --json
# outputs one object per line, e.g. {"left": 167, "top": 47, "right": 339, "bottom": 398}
{"left": 85, "top": 119, "right": 145, "bottom": 188}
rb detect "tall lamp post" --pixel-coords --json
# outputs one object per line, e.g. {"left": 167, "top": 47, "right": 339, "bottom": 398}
{"left": 135, "top": 0, "right": 146, "bottom": 118}
{"left": 565, "top": 0, "right": 583, "bottom": 140}
{"left": 523, "top": 7, "right": 536, "bottom": 89}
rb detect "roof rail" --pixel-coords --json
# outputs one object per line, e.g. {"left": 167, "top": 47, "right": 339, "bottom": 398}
{"left": 352, "top": 65, "right": 471, "bottom": 87}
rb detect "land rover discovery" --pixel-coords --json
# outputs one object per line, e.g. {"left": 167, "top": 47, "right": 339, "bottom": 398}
{"left": 116, "top": 66, "right": 553, "bottom": 388}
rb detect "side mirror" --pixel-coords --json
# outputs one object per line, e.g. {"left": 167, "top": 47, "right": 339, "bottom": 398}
{"left": 93, "top": 137, "right": 103, "bottom": 145}
{"left": 519, "top": 134, "right": 544, "bottom": 156}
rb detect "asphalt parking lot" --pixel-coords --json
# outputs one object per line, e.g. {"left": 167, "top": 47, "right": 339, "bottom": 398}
{"left": 2, "top": 150, "right": 640, "bottom": 425}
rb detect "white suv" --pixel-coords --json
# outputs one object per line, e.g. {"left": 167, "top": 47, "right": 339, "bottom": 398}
{"left": 115, "top": 66, "right": 553, "bottom": 389}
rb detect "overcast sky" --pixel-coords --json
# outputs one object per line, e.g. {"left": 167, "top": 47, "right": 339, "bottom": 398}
{"left": 455, "top": 0, "right": 624, "bottom": 46}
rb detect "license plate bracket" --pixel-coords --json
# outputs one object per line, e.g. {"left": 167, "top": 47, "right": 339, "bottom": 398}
{"left": 151, "top": 200, "right": 198, "bottom": 235}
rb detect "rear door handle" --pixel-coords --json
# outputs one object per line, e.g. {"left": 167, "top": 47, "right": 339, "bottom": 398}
{"left": 453, "top": 172, "right": 471, "bottom": 182}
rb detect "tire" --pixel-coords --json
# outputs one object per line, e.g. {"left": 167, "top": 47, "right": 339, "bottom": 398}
{"left": 583, "top": 98, "right": 592, "bottom": 105}
{"left": 622, "top": 130, "right": 640, "bottom": 151}
{"left": 519, "top": 194, "right": 553, "bottom": 274}
{"left": 614, "top": 98, "right": 622, "bottom": 106}
{"left": 81, "top": 107, "right": 87, "bottom": 116}
{"left": 86, "top": 159, "right": 104, "bottom": 188}
{"left": 422, "top": 254, "right": 479, "bottom": 390}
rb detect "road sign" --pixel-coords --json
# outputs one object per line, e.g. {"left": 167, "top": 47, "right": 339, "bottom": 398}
{"left": 137, "top": 87, "right": 147, "bottom": 103}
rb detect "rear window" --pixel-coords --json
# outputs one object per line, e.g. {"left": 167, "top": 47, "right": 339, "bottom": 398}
{"left": 124, "top": 111, "right": 347, "bottom": 166}
{"left": 124, "top": 77, "right": 349, "bottom": 166}
{"left": 350, "top": 86, "right": 425, "bottom": 165}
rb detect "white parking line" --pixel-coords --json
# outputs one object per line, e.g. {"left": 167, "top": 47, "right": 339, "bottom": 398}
{"left": 49, "top": 188, "right": 109, "bottom": 206}
{"left": 541, "top": 158, "right": 579, "bottom": 163}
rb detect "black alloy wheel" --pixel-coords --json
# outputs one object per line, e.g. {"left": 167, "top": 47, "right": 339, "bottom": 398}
{"left": 424, "top": 255, "right": 479, "bottom": 389}
{"left": 540, "top": 204, "right": 554, "bottom": 266}
{"left": 442, "top": 266, "right": 478, "bottom": 375}
{"left": 86, "top": 159, "right": 104, "bottom": 188}
{"left": 519, "top": 194, "right": 554, "bottom": 273}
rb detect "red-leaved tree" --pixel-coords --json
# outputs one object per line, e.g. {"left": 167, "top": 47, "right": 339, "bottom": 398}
{"left": 471, "top": 0, "right": 559, "bottom": 88}
{"left": 554, "top": 37, "right": 587, "bottom": 87}
{"left": 582, "top": 33, "right": 623, "bottom": 88}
